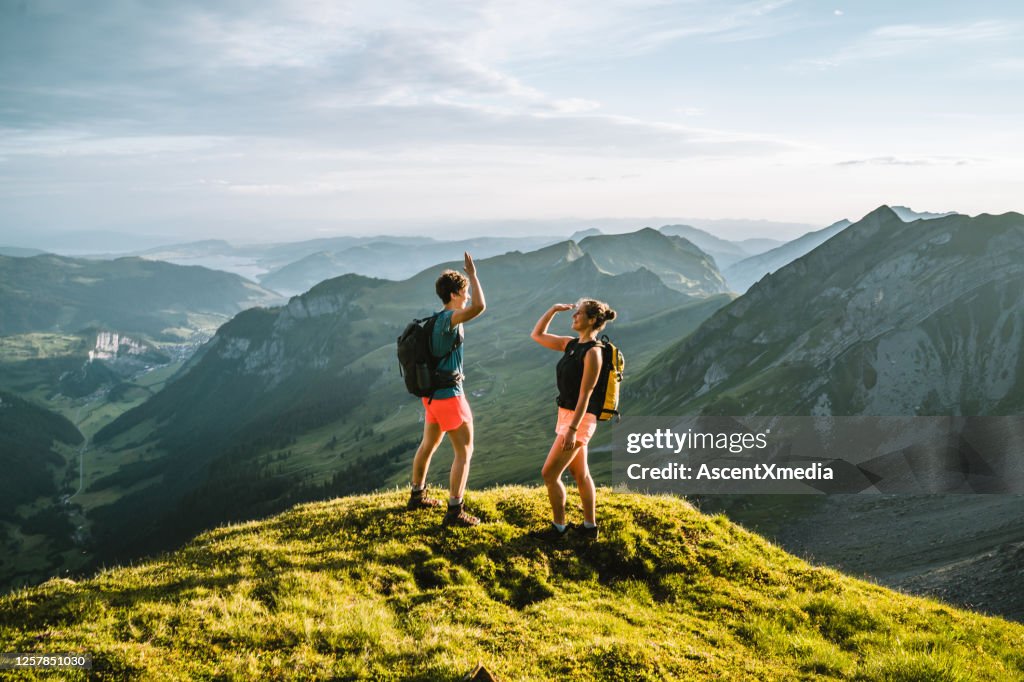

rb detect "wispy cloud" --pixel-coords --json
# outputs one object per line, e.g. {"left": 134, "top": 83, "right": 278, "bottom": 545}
{"left": 0, "top": 130, "right": 228, "bottom": 157}
{"left": 0, "top": 1, "right": 801, "bottom": 162}
{"left": 222, "top": 181, "right": 349, "bottom": 197}
{"left": 988, "top": 57, "right": 1024, "bottom": 72}
{"left": 804, "top": 20, "right": 1017, "bottom": 69}
{"left": 836, "top": 156, "right": 976, "bottom": 167}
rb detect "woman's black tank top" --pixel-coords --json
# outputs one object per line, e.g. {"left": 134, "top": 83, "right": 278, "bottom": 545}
{"left": 556, "top": 339, "right": 602, "bottom": 414}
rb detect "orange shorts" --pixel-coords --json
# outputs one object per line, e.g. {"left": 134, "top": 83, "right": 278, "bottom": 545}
{"left": 555, "top": 408, "right": 598, "bottom": 445}
{"left": 423, "top": 394, "right": 473, "bottom": 432}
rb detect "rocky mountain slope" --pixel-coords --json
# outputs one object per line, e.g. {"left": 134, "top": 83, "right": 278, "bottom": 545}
{"left": 634, "top": 205, "right": 1024, "bottom": 622}
{"left": 638, "top": 206, "right": 1024, "bottom": 417}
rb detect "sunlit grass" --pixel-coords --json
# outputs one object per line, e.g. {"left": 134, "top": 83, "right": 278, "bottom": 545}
{"left": 1, "top": 487, "right": 1021, "bottom": 680}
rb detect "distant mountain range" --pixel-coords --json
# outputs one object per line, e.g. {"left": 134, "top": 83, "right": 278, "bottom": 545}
{"left": 9, "top": 223, "right": 784, "bottom": 295}
{"left": 0, "top": 246, "right": 47, "bottom": 257}
{"left": 890, "top": 206, "right": 957, "bottom": 222}
{"left": 576, "top": 229, "right": 729, "bottom": 294}
{"left": 126, "top": 228, "right": 744, "bottom": 297}
{"left": 725, "top": 207, "right": 956, "bottom": 294}
{"left": 258, "top": 235, "right": 558, "bottom": 296}
{"left": 0, "top": 254, "right": 281, "bottom": 339}
{"left": 658, "top": 224, "right": 781, "bottom": 269}
{"left": 723, "top": 219, "right": 853, "bottom": 294}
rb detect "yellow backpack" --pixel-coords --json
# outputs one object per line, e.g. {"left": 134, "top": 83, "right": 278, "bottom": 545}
{"left": 595, "top": 335, "right": 625, "bottom": 421}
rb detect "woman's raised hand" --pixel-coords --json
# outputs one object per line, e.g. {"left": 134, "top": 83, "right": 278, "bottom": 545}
{"left": 551, "top": 303, "right": 575, "bottom": 313}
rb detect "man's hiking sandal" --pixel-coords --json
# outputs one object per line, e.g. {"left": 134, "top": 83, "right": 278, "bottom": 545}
{"left": 442, "top": 502, "right": 480, "bottom": 527}
{"left": 407, "top": 489, "right": 442, "bottom": 510}
{"left": 571, "top": 523, "right": 599, "bottom": 542}
{"left": 529, "top": 523, "right": 569, "bottom": 542}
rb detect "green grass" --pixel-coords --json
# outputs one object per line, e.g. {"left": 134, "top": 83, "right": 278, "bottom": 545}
{"left": 1, "top": 487, "right": 1021, "bottom": 681}
{"left": 0, "top": 333, "right": 85, "bottom": 360}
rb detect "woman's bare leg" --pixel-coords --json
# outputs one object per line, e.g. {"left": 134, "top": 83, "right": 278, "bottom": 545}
{"left": 567, "top": 445, "right": 596, "bottom": 525}
{"left": 541, "top": 436, "right": 584, "bottom": 526}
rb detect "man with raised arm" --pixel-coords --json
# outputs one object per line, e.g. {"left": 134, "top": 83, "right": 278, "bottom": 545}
{"left": 407, "top": 252, "right": 487, "bottom": 527}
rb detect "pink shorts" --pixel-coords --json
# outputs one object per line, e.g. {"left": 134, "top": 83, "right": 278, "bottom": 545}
{"left": 423, "top": 394, "right": 473, "bottom": 432}
{"left": 555, "top": 408, "right": 598, "bottom": 445}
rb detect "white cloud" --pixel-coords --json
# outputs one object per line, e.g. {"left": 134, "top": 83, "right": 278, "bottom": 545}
{"left": 224, "top": 181, "right": 348, "bottom": 197}
{"left": 803, "top": 20, "right": 1017, "bottom": 69}
{"left": 674, "top": 107, "right": 705, "bottom": 117}
{"left": 989, "top": 57, "right": 1024, "bottom": 72}
{"left": 550, "top": 98, "right": 602, "bottom": 114}
{"left": 0, "top": 130, "right": 228, "bottom": 157}
{"left": 836, "top": 156, "right": 976, "bottom": 167}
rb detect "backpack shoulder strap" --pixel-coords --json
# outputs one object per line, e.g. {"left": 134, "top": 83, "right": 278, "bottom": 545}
{"left": 429, "top": 310, "right": 462, "bottom": 358}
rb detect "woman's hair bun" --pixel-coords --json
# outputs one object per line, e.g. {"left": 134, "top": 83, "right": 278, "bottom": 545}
{"left": 604, "top": 309, "right": 616, "bottom": 322}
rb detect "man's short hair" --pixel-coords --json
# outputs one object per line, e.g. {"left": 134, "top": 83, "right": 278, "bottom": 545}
{"left": 436, "top": 269, "right": 468, "bottom": 303}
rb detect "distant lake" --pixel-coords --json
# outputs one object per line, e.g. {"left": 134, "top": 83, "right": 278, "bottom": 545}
{"left": 148, "top": 256, "right": 268, "bottom": 282}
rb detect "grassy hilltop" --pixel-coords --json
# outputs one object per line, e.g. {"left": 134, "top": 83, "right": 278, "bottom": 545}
{"left": 1, "top": 488, "right": 1022, "bottom": 681}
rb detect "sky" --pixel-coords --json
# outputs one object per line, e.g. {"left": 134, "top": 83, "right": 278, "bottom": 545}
{"left": 1, "top": 0, "right": 1022, "bottom": 244}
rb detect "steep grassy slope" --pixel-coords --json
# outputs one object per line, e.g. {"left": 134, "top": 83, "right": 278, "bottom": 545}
{"left": 0, "top": 488, "right": 1021, "bottom": 681}
{"left": 0, "top": 391, "right": 84, "bottom": 591}
{"left": 0, "top": 391, "right": 82, "bottom": 519}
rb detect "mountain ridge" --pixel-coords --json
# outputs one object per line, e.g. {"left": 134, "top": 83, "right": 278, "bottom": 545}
{"left": 636, "top": 207, "right": 1024, "bottom": 417}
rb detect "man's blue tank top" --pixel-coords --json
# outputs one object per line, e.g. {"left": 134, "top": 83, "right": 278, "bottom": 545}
{"left": 431, "top": 309, "right": 464, "bottom": 399}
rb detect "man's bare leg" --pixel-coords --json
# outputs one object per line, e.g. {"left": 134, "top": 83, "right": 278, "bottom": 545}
{"left": 446, "top": 420, "right": 474, "bottom": 500}
{"left": 443, "top": 420, "right": 479, "bottom": 526}
{"left": 408, "top": 421, "right": 444, "bottom": 509}
{"left": 411, "top": 421, "right": 444, "bottom": 487}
